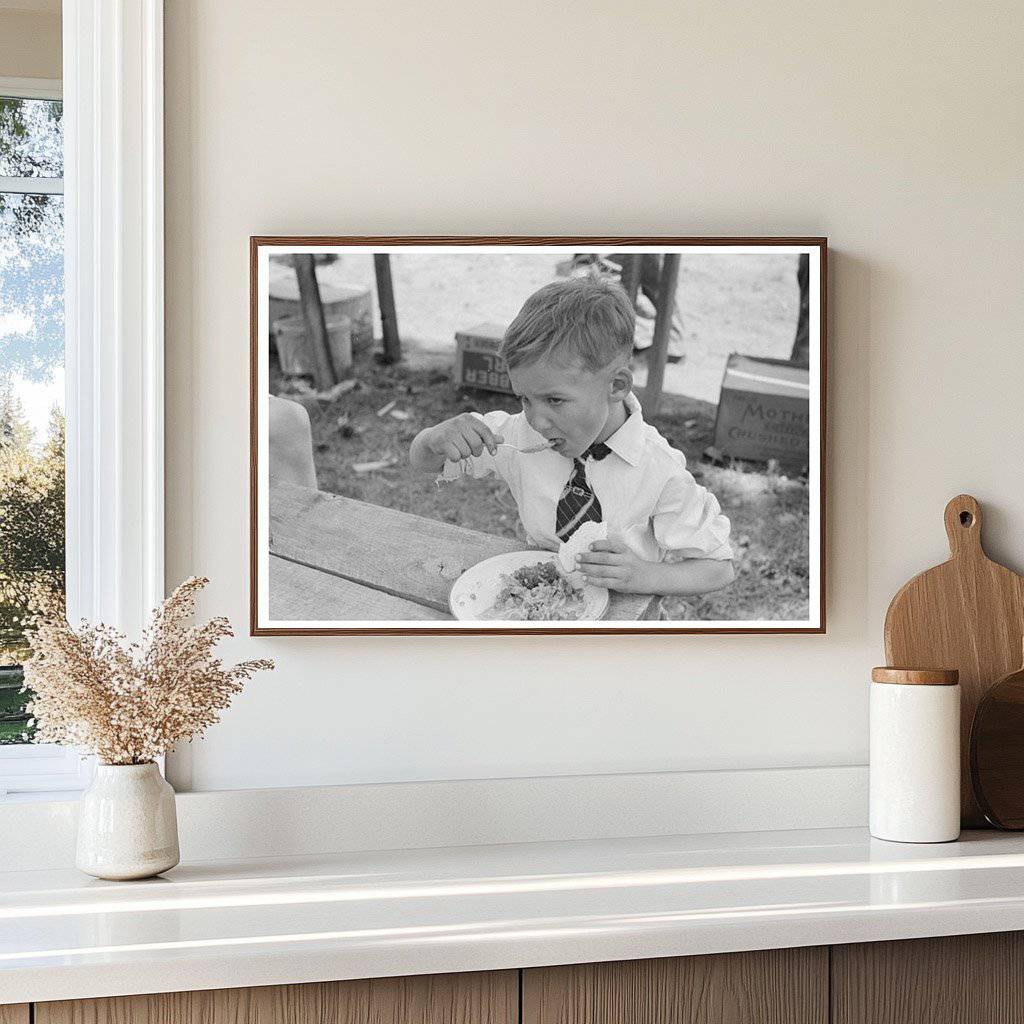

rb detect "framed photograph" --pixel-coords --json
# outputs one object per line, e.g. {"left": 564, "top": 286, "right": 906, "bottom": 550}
{"left": 250, "top": 237, "right": 826, "bottom": 635}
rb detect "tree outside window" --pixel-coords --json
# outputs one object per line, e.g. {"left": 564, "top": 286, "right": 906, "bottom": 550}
{"left": 0, "top": 93, "right": 65, "bottom": 744}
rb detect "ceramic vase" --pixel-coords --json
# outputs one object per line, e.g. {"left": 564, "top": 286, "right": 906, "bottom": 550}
{"left": 76, "top": 761, "right": 180, "bottom": 880}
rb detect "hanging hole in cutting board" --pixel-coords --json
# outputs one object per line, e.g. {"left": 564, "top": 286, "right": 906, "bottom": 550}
{"left": 960, "top": 511, "right": 974, "bottom": 527}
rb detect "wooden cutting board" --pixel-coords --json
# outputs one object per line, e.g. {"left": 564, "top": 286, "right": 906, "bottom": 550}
{"left": 884, "top": 494, "right": 1024, "bottom": 827}
{"left": 969, "top": 651, "right": 1024, "bottom": 828}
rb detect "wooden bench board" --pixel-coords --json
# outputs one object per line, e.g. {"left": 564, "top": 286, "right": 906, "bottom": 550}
{"left": 269, "top": 555, "right": 450, "bottom": 621}
{"left": 269, "top": 482, "right": 657, "bottom": 622}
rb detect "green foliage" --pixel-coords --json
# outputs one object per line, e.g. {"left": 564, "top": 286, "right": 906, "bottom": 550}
{"left": 0, "top": 391, "right": 65, "bottom": 743}
{"left": 0, "top": 664, "right": 31, "bottom": 744}
{"left": 0, "top": 386, "right": 65, "bottom": 673}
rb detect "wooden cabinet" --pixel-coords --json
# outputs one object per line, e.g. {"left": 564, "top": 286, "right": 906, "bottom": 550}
{"left": 522, "top": 948, "right": 828, "bottom": 1024}
{"left": 34, "top": 971, "right": 517, "bottom": 1024}
{"left": 18, "top": 932, "right": 1024, "bottom": 1024}
{"left": 833, "top": 932, "right": 1024, "bottom": 1024}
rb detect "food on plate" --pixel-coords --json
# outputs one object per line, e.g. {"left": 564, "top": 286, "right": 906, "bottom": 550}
{"left": 483, "top": 559, "right": 586, "bottom": 620}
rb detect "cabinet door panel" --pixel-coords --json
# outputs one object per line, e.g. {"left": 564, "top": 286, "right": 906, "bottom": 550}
{"left": 523, "top": 948, "right": 827, "bottom": 1024}
{"left": 833, "top": 932, "right": 1024, "bottom": 1024}
{"left": 36, "top": 970, "right": 517, "bottom": 1024}
{"left": 0, "top": 1006, "right": 29, "bottom": 1024}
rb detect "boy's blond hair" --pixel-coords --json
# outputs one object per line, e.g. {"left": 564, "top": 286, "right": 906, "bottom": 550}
{"left": 499, "top": 275, "right": 635, "bottom": 372}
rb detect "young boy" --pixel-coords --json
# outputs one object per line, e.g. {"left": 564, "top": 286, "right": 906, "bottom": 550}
{"left": 409, "top": 276, "right": 734, "bottom": 597}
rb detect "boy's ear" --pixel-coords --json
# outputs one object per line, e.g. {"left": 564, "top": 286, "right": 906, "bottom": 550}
{"left": 609, "top": 364, "right": 633, "bottom": 399}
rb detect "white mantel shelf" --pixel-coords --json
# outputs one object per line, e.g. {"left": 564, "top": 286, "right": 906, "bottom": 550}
{"left": 5, "top": 826, "right": 1024, "bottom": 1004}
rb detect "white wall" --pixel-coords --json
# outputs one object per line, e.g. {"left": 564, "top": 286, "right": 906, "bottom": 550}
{"left": 163, "top": 1, "right": 1024, "bottom": 792}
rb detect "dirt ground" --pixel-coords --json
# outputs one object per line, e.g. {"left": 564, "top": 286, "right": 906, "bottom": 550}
{"left": 271, "top": 253, "right": 810, "bottom": 622}
{"left": 273, "top": 252, "right": 801, "bottom": 403}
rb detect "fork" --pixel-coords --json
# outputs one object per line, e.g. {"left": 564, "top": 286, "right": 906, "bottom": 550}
{"left": 497, "top": 441, "right": 553, "bottom": 454}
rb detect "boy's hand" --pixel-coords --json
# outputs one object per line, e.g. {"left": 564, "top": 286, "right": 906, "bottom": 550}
{"left": 423, "top": 413, "right": 503, "bottom": 463}
{"left": 577, "top": 539, "right": 652, "bottom": 593}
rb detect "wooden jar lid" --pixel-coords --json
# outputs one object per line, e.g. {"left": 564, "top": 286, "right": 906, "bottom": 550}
{"left": 871, "top": 667, "right": 960, "bottom": 686}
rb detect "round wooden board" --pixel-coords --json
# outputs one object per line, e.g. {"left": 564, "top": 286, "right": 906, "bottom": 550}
{"left": 971, "top": 664, "right": 1024, "bottom": 829}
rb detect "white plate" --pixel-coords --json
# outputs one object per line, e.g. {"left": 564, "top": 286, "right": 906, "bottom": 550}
{"left": 449, "top": 551, "right": 609, "bottom": 622}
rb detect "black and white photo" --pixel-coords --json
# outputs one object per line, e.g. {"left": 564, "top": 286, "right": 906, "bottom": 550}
{"left": 250, "top": 238, "right": 825, "bottom": 634}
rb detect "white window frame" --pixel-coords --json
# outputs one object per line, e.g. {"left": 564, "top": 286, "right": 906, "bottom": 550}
{"left": 0, "top": 1, "right": 164, "bottom": 801}
{"left": 0, "top": 77, "right": 61, "bottom": 101}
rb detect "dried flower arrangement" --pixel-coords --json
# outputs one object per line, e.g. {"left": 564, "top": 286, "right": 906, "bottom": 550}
{"left": 21, "top": 577, "right": 273, "bottom": 765}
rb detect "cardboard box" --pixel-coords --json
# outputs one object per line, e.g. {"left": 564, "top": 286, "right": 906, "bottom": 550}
{"left": 454, "top": 322, "right": 514, "bottom": 394}
{"left": 713, "top": 353, "right": 811, "bottom": 467}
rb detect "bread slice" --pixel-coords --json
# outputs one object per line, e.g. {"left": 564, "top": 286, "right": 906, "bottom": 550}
{"left": 558, "top": 521, "right": 609, "bottom": 575}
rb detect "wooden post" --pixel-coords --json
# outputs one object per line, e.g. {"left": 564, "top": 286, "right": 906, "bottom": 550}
{"left": 642, "top": 254, "right": 681, "bottom": 418}
{"left": 790, "top": 253, "right": 810, "bottom": 365}
{"left": 373, "top": 254, "right": 401, "bottom": 364}
{"left": 293, "top": 255, "right": 335, "bottom": 391}
{"left": 619, "top": 254, "right": 642, "bottom": 307}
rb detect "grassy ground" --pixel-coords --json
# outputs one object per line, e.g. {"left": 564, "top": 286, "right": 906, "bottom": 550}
{"left": 0, "top": 668, "right": 32, "bottom": 745}
{"left": 276, "top": 356, "right": 809, "bottom": 622}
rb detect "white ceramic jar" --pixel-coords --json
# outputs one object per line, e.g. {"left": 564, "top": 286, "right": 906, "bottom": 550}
{"left": 870, "top": 667, "right": 960, "bottom": 843}
{"left": 76, "top": 761, "right": 180, "bottom": 880}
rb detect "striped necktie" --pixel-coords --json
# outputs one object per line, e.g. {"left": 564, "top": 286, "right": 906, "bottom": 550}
{"left": 554, "top": 441, "right": 612, "bottom": 542}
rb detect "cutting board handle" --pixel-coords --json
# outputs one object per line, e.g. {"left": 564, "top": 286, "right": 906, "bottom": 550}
{"left": 944, "top": 493, "right": 983, "bottom": 559}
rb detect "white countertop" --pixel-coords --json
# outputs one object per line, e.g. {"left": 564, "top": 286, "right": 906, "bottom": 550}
{"left": 5, "top": 826, "right": 1024, "bottom": 1005}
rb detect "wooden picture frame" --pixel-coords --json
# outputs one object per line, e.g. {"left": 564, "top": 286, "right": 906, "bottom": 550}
{"left": 250, "top": 237, "right": 827, "bottom": 635}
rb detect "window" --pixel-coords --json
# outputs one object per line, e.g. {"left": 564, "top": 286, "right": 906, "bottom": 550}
{"left": 1, "top": 4, "right": 166, "bottom": 801}
{"left": 0, "top": 86, "right": 65, "bottom": 722}
{"left": 0, "top": 78, "right": 82, "bottom": 798}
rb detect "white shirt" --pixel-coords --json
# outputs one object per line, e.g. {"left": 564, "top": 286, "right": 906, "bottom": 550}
{"left": 440, "top": 392, "right": 733, "bottom": 563}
